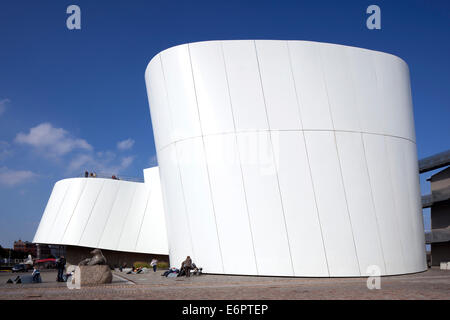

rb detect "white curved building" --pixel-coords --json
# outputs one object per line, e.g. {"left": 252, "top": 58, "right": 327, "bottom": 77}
{"left": 33, "top": 167, "right": 168, "bottom": 257}
{"left": 145, "top": 40, "right": 426, "bottom": 277}
{"left": 34, "top": 40, "right": 426, "bottom": 277}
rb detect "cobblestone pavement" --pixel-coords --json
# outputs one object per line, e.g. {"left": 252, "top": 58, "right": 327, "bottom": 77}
{"left": 0, "top": 268, "right": 448, "bottom": 300}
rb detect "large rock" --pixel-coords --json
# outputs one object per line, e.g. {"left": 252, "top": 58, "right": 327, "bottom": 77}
{"left": 77, "top": 265, "right": 112, "bottom": 286}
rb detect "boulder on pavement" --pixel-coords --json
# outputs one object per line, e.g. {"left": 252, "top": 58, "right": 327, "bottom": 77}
{"left": 77, "top": 265, "right": 112, "bottom": 286}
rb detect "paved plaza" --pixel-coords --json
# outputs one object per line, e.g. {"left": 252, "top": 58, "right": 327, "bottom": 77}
{"left": 0, "top": 268, "right": 448, "bottom": 300}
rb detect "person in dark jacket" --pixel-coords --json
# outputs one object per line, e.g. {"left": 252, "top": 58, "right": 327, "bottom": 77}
{"left": 182, "top": 256, "right": 192, "bottom": 277}
{"left": 56, "top": 256, "right": 66, "bottom": 282}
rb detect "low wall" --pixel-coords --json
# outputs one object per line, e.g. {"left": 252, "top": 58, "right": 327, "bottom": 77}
{"left": 65, "top": 245, "right": 169, "bottom": 268}
{"left": 431, "top": 242, "right": 450, "bottom": 266}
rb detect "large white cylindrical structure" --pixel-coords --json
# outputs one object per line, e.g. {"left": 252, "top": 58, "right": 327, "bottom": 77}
{"left": 145, "top": 40, "right": 426, "bottom": 276}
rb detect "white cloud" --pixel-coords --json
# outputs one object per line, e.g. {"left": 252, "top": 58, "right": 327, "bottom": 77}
{"left": 10, "top": 123, "right": 137, "bottom": 179}
{"left": 117, "top": 138, "right": 135, "bottom": 151}
{"left": 15, "top": 123, "right": 92, "bottom": 157}
{"left": 68, "top": 153, "right": 134, "bottom": 175}
{"left": 0, "top": 167, "right": 37, "bottom": 187}
{"left": 67, "top": 154, "right": 94, "bottom": 172}
{"left": 120, "top": 156, "right": 134, "bottom": 168}
{"left": 0, "top": 99, "right": 10, "bottom": 116}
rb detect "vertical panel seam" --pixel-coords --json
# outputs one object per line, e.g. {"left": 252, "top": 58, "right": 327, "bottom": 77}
{"left": 318, "top": 45, "right": 362, "bottom": 276}
{"left": 34, "top": 185, "right": 57, "bottom": 242}
{"left": 160, "top": 50, "right": 197, "bottom": 263}
{"left": 77, "top": 179, "right": 106, "bottom": 246}
{"left": 59, "top": 179, "right": 87, "bottom": 243}
{"left": 134, "top": 185, "right": 152, "bottom": 251}
{"left": 373, "top": 54, "right": 407, "bottom": 272}
{"left": 253, "top": 40, "right": 295, "bottom": 276}
{"left": 38, "top": 182, "right": 62, "bottom": 242}
{"left": 187, "top": 43, "right": 225, "bottom": 273}
{"left": 286, "top": 41, "right": 331, "bottom": 276}
{"left": 220, "top": 41, "right": 260, "bottom": 275}
{"left": 157, "top": 162, "right": 174, "bottom": 262}
{"left": 400, "top": 139, "right": 421, "bottom": 267}
{"left": 345, "top": 47, "right": 386, "bottom": 275}
{"left": 96, "top": 183, "right": 122, "bottom": 248}
{"left": 158, "top": 54, "right": 176, "bottom": 151}
{"left": 157, "top": 55, "right": 177, "bottom": 260}
{"left": 47, "top": 181, "right": 71, "bottom": 242}
{"left": 173, "top": 142, "right": 198, "bottom": 264}
{"left": 405, "top": 141, "right": 426, "bottom": 267}
{"left": 370, "top": 53, "right": 388, "bottom": 137}
{"left": 116, "top": 184, "right": 139, "bottom": 250}
{"left": 383, "top": 136, "right": 407, "bottom": 271}
{"left": 360, "top": 133, "right": 388, "bottom": 274}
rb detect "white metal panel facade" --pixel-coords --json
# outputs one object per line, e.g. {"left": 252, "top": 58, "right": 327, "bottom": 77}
{"left": 146, "top": 40, "right": 426, "bottom": 276}
{"left": 33, "top": 168, "right": 169, "bottom": 256}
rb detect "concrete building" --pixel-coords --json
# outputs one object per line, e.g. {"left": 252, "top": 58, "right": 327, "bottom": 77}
{"left": 34, "top": 40, "right": 427, "bottom": 277}
{"left": 424, "top": 166, "right": 450, "bottom": 266}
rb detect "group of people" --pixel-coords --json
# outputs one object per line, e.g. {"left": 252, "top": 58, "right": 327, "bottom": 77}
{"left": 179, "top": 256, "right": 202, "bottom": 277}
{"left": 120, "top": 258, "right": 158, "bottom": 274}
{"left": 84, "top": 171, "right": 97, "bottom": 178}
{"left": 83, "top": 171, "right": 122, "bottom": 180}
{"left": 6, "top": 255, "right": 66, "bottom": 284}
{"left": 7, "top": 264, "right": 43, "bottom": 284}
{"left": 161, "top": 256, "right": 202, "bottom": 278}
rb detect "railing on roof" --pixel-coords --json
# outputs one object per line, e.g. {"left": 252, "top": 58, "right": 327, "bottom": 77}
{"left": 421, "top": 188, "right": 450, "bottom": 208}
{"left": 419, "top": 150, "right": 450, "bottom": 173}
{"left": 77, "top": 172, "right": 144, "bottom": 183}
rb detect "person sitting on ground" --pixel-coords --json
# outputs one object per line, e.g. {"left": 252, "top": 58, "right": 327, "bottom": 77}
{"left": 191, "top": 263, "right": 202, "bottom": 276}
{"left": 162, "top": 267, "right": 179, "bottom": 277}
{"left": 32, "top": 265, "right": 41, "bottom": 283}
{"left": 182, "top": 256, "right": 192, "bottom": 277}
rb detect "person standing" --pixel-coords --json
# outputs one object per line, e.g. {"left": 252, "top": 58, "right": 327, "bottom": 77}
{"left": 150, "top": 258, "right": 158, "bottom": 272}
{"left": 56, "top": 255, "right": 66, "bottom": 282}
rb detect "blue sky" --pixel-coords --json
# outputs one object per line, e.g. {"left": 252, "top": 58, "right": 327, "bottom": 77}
{"left": 0, "top": 0, "right": 448, "bottom": 247}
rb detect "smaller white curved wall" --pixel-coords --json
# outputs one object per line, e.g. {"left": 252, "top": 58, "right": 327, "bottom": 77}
{"left": 33, "top": 167, "right": 168, "bottom": 255}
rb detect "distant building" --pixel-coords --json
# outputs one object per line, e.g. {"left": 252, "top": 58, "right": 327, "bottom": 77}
{"left": 425, "top": 167, "right": 450, "bottom": 266}
{"left": 13, "top": 240, "right": 51, "bottom": 258}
